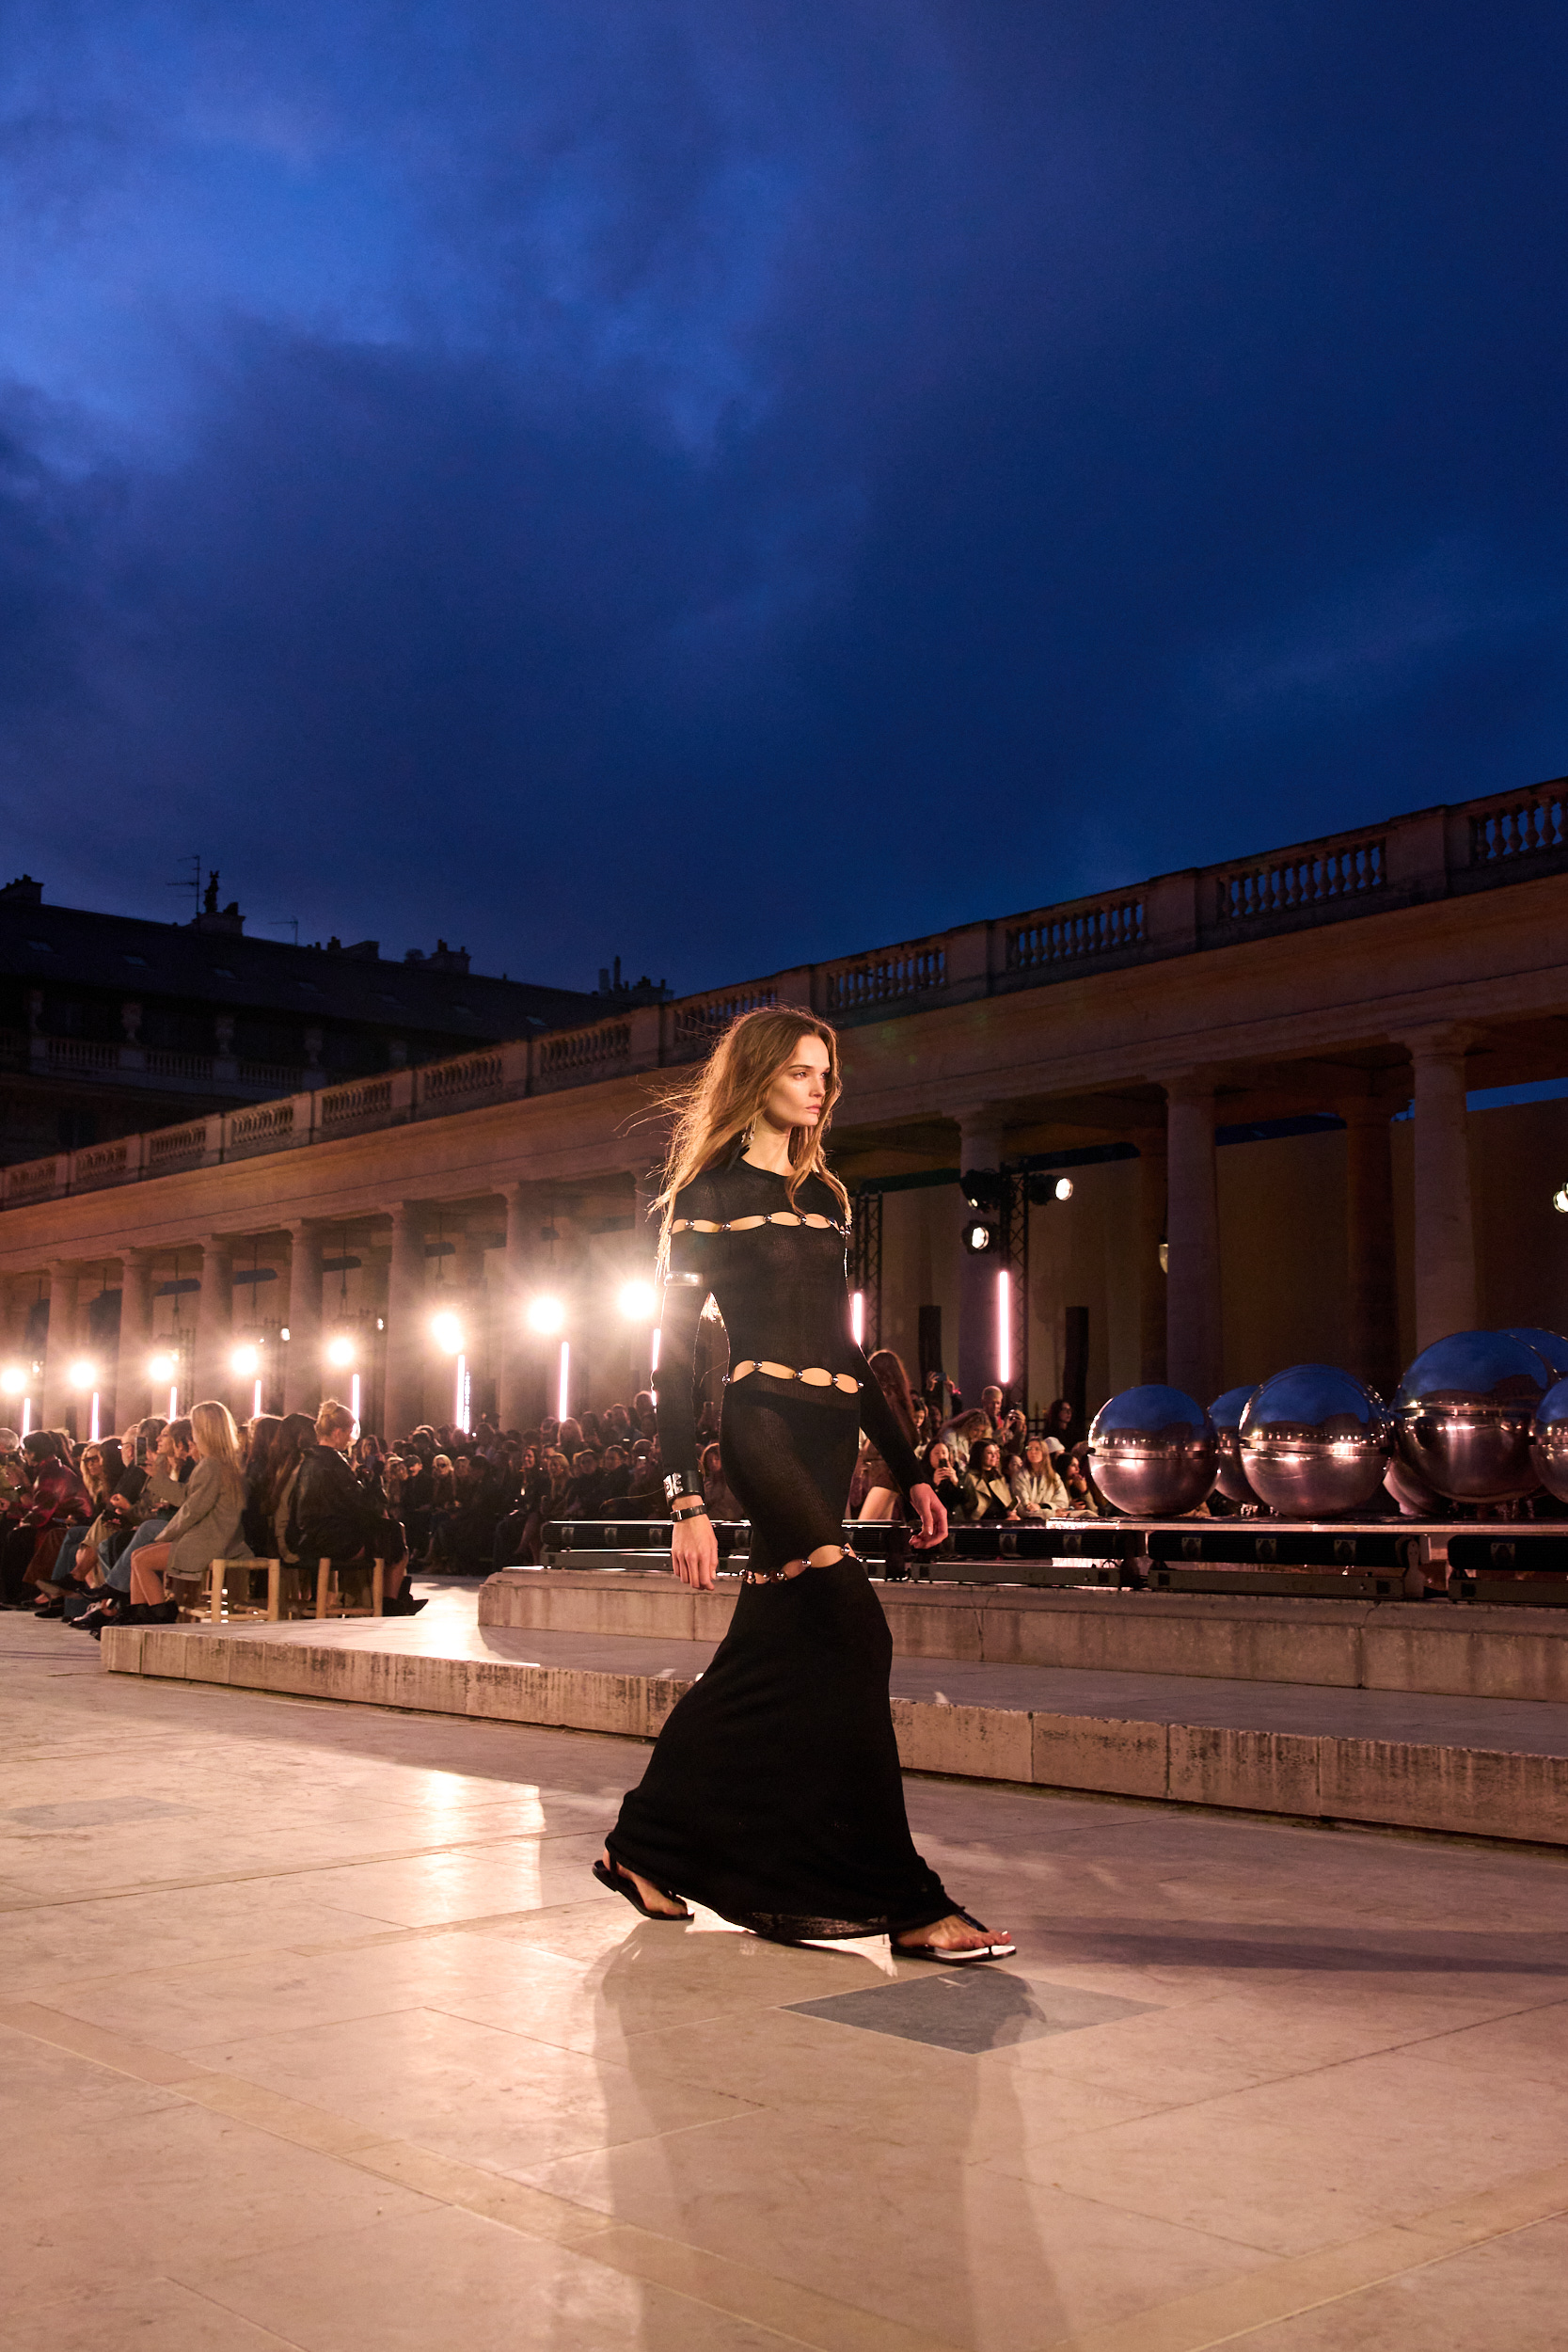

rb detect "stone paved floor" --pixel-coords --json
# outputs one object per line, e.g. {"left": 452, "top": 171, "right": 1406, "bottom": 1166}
{"left": 4, "top": 1606, "right": 1568, "bottom": 2349}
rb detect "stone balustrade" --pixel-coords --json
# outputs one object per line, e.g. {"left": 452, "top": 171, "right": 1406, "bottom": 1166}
{"left": 8, "top": 777, "right": 1565, "bottom": 1210}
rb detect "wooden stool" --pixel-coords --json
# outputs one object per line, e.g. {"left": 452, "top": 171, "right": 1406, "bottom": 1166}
{"left": 314, "top": 1555, "right": 386, "bottom": 1619}
{"left": 166, "top": 1556, "right": 281, "bottom": 1624}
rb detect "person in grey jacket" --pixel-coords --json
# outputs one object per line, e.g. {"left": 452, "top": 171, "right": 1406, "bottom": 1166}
{"left": 127, "top": 1400, "right": 249, "bottom": 1614}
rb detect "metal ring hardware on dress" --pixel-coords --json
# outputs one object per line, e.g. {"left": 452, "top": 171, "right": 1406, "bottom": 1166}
{"left": 727, "top": 1359, "right": 861, "bottom": 1394}
{"left": 743, "top": 1543, "right": 860, "bottom": 1586}
{"left": 670, "top": 1212, "right": 847, "bottom": 1237}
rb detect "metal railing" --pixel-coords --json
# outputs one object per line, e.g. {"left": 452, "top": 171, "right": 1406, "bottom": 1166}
{"left": 4, "top": 778, "right": 1565, "bottom": 1212}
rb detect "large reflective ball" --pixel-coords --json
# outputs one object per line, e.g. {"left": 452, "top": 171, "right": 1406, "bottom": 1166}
{"left": 1393, "top": 1330, "right": 1548, "bottom": 1502}
{"left": 1529, "top": 1376, "right": 1568, "bottom": 1504}
{"left": 1238, "top": 1365, "right": 1391, "bottom": 1517}
{"left": 1506, "top": 1328, "right": 1568, "bottom": 1383}
{"left": 1384, "top": 1453, "right": 1449, "bottom": 1517}
{"left": 1209, "top": 1384, "right": 1260, "bottom": 1503}
{"left": 1088, "top": 1385, "right": 1217, "bottom": 1517}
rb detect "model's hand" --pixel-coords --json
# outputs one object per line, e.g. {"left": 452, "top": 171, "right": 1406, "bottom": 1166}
{"left": 671, "top": 1510, "right": 720, "bottom": 1589}
{"left": 907, "top": 1482, "right": 948, "bottom": 1550}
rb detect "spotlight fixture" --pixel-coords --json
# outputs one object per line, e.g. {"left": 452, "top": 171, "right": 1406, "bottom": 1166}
{"left": 230, "top": 1344, "right": 261, "bottom": 1377}
{"left": 963, "top": 1219, "right": 995, "bottom": 1255}
{"left": 617, "top": 1280, "right": 656, "bottom": 1323}
{"left": 1555, "top": 1184, "right": 1568, "bottom": 1216}
{"left": 325, "top": 1335, "right": 356, "bottom": 1369}
{"left": 148, "top": 1351, "right": 177, "bottom": 1382}
{"left": 68, "top": 1358, "right": 96, "bottom": 1390}
{"left": 430, "top": 1311, "right": 464, "bottom": 1356}
{"left": 526, "top": 1294, "right": 564, "bottom": 1335}
{"left": 1053, "top": 1176, "right": 1074, "bottom": 1201}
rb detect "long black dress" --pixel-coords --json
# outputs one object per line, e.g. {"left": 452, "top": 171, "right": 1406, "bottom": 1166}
{"left": 607, "top": 1154, "right": 952, "bottom": 1941}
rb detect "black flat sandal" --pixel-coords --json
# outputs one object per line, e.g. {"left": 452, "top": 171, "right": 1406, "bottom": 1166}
{"left": 592, "top": 1857, "right": 690, "bottom": 1922}
{"left": 895, "top": 1907, "right": 1016, "bottom": 1963}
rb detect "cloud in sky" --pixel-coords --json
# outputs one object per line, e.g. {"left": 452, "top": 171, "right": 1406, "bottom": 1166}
{"left": 0, "top": 0, "right": 1564, "bottom": 989}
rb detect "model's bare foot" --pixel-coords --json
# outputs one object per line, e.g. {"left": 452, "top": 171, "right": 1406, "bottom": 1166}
{"left": 895, "top": 1913, "right": 1007, "bottom": 1954}
{"left": 600, "top": 1848, "right": 687, "bottom": 1918}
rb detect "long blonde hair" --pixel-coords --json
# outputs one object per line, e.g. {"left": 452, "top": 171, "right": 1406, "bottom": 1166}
{"left": 189, "top": 1399, "right": 243, "bottom": 1470}
{"left": 654, "top": 1008, "right": 849, "bottom": 1267}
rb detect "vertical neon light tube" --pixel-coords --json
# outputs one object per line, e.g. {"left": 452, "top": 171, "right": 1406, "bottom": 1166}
{"left": 996, "top": 1268, "right": 1011, "bottom": 1389}
{"left": 350, "top": 1372, "right": 361, "bottom": 1435}
{"left": 89, "top": 1392, "right": 100, "bottom": 1441}
{"left": 455, "top": 1355, "right": 468, "bottom": 1434}
{"left": 22, "top": 1395, "right": 32, "bottom": 1438}
{"left": 850, "top": 1289, "right": 864, "bottom": 1347}
{"left": 252, "top": 1377, "right": 262, "bottom": 1420}
{"left": 650, "top": 1327, "right": 660, "bottom": 1374}
{"left": 557, "top": 1340, "right": 570, "bottom": 1422}
{"left": 168, "top": 1385, "right": 179, "bottom": 1421}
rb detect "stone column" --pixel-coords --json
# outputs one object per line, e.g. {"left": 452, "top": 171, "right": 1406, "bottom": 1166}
{"left": 956, "top": 1106, "right": 1006, "bottom": 1407}
{"left": 282, "top": 1222, "right": 324, "bottom": 1416}
{"left": 1404, "top": 1025, "right": 1478, "bottom": 1348}
{"left": 40, "top": 1260, "right": 79, "bottom": 1431}
{"left": 1341, "top": 1093, "right": 1399, "bottom": 1396}
{"left": 1164, "top": 1073, "right": 1223, "bottom": 1404}
{"left": 498, "top": 1182, "right": 545, "bottom": 1431}
{"left": 193, "top": 1235, "right": 233, "bottom": 1404}
{"left": 116, "top": 1248, "right": 155, "bottom": 1426}
{"left": 384, "top": 1202, "right": 427, "bottom": 1438}
{"left": 1136, "top": 1128, "right": 1168, "bottom": 1384}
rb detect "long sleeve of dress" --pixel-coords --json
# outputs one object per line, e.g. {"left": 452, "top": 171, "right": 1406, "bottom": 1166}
{"left": 655, "top": 1204, "right": 712, "bottom": 1504}
{"left": 852, "top": 1350, "right": 927, "bottom": 1502}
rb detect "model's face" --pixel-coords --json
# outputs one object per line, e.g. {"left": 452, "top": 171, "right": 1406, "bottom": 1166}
{"left": 761, "top": 1034, "right": 830, "bottom": 1134}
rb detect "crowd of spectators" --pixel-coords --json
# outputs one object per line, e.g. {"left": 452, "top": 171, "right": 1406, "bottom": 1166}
{"left": 0, "top": 1350, "right": 1096, "bottom": 1627}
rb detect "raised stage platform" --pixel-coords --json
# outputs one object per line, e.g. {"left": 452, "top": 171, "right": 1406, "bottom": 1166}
{"left": 100, "top": 1578, "right": 1568, "bottom": 1848}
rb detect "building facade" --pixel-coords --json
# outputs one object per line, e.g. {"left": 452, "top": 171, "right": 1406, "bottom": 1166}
{"left": 0, "top": 780, "right": 1564, "bottom": 1438}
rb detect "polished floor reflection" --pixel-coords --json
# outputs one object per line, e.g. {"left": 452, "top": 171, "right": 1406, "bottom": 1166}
{"left": 5, "top": 1608, "right": 1568, "bottom": 2350}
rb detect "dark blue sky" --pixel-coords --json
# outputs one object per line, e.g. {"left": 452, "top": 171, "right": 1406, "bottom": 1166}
{"left": 2, "top": 1, "right": 1564, "bottom": 993}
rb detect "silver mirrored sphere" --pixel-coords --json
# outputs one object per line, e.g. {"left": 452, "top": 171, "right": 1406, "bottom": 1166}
{"left": 1238, "top": 1364, "right": 1391, "bottom": 1517}
{"left": 1088, "top": 1385, "right": 1217, "bottom": 1517}
{"left": 1209, "top": 1383, "right": 1260, "bottom": 1503}
{"left": 1393, "top": 1330, "right": 1548, "bottom": 1502}
{"left": 1529, "top": 1375, "right": 1568, "bottom": 1504}
{"left": 1506, "top": 1328, "right": 1568, "bottom": 1383}
{"left": 1384, "top": 1453, "right": 1449, "bottom": 1517}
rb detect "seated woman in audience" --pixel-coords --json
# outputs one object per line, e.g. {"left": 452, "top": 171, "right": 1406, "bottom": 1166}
{"left": 1010, "top": 1436, "right": 1071, "bottom": 1519}
{"left": 291, "top": 1398, "right": 423, "bottom": 1615}
{"left": 922, "top": 1439, "right": 964, "bottom": 1524}
{"left": 943, "top": 1409, "right": 990, "bottom": 1475}
{"left": 961, "top": 1438, "right": 1018, "bottom": 1524}
{"left": 2, "top": 1432, "right": 89, "bottom": 1607}
{"left": 241, "top": 1415, "right": 284, "bottom": 1554}
{"left": 31, "top": 1439, "right": 117, "bottom": 1613}
{"left": 125, "top": 1401, "right": 250, "bottom": 1617}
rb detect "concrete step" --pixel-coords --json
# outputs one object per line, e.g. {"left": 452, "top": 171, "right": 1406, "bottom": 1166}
{"left": 100, "top": 1597, "right": 1568, "bottom": 1847}
{"left": 481, "top": 1566, "right": 1568, "bottom": 1703}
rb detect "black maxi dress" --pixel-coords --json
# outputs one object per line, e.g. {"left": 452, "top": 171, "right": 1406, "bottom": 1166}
{"left": 607, "top": 1155, "right": 953, "bottom": 1941}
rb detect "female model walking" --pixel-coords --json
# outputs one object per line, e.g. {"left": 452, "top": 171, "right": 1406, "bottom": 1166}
{"left": 598, "top": 1009, "right": 1012, "bottom": 1961}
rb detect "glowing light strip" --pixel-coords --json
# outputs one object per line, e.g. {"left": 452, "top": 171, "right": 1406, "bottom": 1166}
{"left": 89, "top": 1391, "right": 101, "bottom": 1442}
{"left": 850, "top": 1289, "right": 864, "bottom": 1347}
{"left": 350, "top": 1372, "right": 361, "bottom": 1436}
{"left": 650, "top": 1327, "right": 660, "bottom": 1375}
{"left": 168, "top": 1385, "right": 179, "bottom": 1421}
{"left": 252, "top": 1377, "right": 263, "bottom": 1421}
{"left": 558, "top": 1339, "right": 570, "bottom": 1423}
{"left": 996, "top": 1268, "right": 1011, "bottom": 1389}
{"left": 455, "top": 1354, "right": 470, "bottom": 1435}
{"left": 22, "top": 1396, "right": 32, "bottom": 1438}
